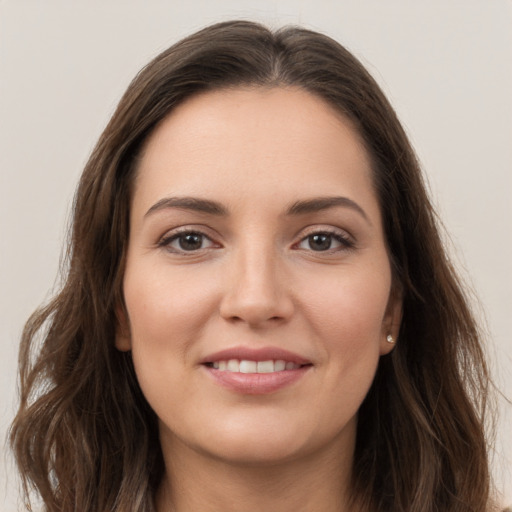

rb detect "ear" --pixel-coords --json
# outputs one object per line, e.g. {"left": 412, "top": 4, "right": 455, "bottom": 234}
{"left": 115, "top": 303, "right": 132, "bottom": 352}
{"left": 380, "top": 284, "right": 403, "bottom": 355}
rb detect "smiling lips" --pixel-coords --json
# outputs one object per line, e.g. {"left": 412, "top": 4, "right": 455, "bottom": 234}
{"left": 209, "top": 359, "right": 302, "bottom": 373}
{"left": 201, "top": 347, "right": 312, "bottom": 394}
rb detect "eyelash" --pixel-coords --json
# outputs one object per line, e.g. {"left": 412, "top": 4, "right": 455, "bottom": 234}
{"left": 294, "top": 229, "right": 355, "bottom": 253}
{"left": 157, "top": 228, "right": 355, "bottom": 254}
{"left": 158, "top": 228, "right": 218, "bottom": 253}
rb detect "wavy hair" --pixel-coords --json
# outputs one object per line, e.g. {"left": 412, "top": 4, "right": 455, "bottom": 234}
{"left": 10, "top": 20, "right": 495, "bottom": 511}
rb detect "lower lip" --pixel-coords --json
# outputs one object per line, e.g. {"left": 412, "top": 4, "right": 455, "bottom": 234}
{"left": 202, "top": 366, "right": 311, "bottom": 394}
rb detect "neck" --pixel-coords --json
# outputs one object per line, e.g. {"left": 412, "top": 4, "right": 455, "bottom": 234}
{"left": 155, "top": 431, "right": 360, "bottom": 512}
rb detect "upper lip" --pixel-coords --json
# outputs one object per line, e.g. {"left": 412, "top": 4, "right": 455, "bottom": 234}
{"left": 200, "top": 346, "right": 312, "bottom": 365}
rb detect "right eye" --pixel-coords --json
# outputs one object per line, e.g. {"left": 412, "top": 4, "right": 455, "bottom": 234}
{"left": 159, "top": 231, "right": 216, "bottom": 252}
{"left": 294, "top": 229, "right": 355, "bottom": 253}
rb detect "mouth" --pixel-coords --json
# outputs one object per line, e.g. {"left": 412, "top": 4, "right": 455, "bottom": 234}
{"left": 200, "top": 347, "right": 313, "bottom": 394}
{"left": 204, "top": 359, "right": 310, "bottom": 373}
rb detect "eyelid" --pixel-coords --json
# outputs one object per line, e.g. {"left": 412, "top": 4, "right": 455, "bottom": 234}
{"left": 155, "top": 224, "right": 355, "bottom": 254}
{"left": 292, "top": 225, "right": 355, "bottom": 251}
{"left": 157, "top": 226, "right": 222, "bottom": 253}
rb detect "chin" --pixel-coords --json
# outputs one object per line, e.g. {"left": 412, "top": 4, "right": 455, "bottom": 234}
{"left": 211, "top": 435, "right": 309, "bottom": 466}
{"left": 166, "top": 411, "right": 356, "bottom": 468}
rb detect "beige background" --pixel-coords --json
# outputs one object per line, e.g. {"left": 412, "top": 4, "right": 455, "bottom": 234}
{"left": 1, "top": 1, "right": 511, "bottom": 509}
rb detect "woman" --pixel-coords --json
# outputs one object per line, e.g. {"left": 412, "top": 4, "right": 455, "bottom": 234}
{"left": 10, "top": 20, "right": 497, "bottom": 511}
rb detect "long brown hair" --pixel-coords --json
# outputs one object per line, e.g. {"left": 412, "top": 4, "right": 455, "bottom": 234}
{"left": 10, "top": 20, "right": 496, "bottom": 511}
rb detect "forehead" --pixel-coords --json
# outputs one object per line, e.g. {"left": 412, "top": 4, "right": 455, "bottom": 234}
{"left": 133, "top": 87, "right": 378, "bottom": 218}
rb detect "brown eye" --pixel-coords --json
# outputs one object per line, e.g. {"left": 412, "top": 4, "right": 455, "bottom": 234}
{"left": 296, "top": 231, "right": 354, "bottom": 252}
{"left": 178, "top": 233, "right": 204, "bottom": 251}
{"left": 308, "top": 234, "right": 333, "bottom": 251}
{"left": 160, "top": 231, "right": 216, "bottom": 253}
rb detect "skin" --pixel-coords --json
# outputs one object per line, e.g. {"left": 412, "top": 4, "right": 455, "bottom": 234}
{"left": 116, "top": 87, "right": 402, "bottom": 512}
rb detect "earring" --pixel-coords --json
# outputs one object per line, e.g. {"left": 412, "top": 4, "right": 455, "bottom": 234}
{"left": 386, "top": 334, "right": 394, "bottom": 344}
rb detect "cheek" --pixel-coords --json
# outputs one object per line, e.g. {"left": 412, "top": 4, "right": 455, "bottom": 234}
{"left": 121, "top": 261, "right": 222, "bottom": 405}
{"left": 296, "top": 262, "right": 391, "bottom": 392}
{"left": 122, "top": 261, "right": 222, "bottom": 419}
{"left": 300, "top": 265, "right": 391, "bottom": 344}
{"left": 124, "top": 261, "right": 219, "bottom": 347}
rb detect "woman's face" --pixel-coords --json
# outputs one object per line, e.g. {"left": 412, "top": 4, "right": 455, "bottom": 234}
{"left": 117, "top": 87, "right": 401, "bottom": 465}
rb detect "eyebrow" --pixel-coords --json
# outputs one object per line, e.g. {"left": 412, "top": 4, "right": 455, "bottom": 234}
{"left": 144, "top": 195, "right": 370, "bottom": 224}
{"left": 145, "top": 196, "right": 228, "bottom": 217}
{"left": 286, "top": 196, "right": 371, "bottom": 224}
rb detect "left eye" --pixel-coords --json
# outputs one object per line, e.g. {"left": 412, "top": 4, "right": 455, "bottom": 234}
{"left": 162, "top": 232, "right": 215, "bottom": 252}
{"left": 297, "top": 232, "right": 351, "bottom": 252}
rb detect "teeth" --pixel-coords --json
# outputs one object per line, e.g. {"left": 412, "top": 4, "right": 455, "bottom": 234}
{"left": 239, "top": 360, "right": 257, "bottom": 373}
{"left": 257, "top": 360, "right": 274, "bottom": 373}
{"left": 274, "top": 360, "right": 286, "bottom": 371}
{"left": 227, "top": 359, "right": 239, "bottom": 372}
{"left": 209, "top": 359, "right": 301, "bottom": 373}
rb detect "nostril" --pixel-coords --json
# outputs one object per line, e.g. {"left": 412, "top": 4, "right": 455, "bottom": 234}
{"left": 218, "top": 274, "right": 294, "bottom": 326}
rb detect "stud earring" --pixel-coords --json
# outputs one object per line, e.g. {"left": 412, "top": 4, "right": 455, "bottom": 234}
{"left": 386, "top": 334, "right": 394, "bottom": 344}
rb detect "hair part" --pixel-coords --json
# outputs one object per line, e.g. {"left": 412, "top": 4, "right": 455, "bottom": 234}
{"left": 10, "top": 20, "right": 496, "bottom": 511}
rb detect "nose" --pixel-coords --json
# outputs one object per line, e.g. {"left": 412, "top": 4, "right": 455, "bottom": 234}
{"left": 219, "top": 245, "right": 294, "bottom": 327}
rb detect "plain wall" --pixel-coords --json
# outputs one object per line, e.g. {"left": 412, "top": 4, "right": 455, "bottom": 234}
{"left": 1, "top": 1, "right": 511, "bottom": 509}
